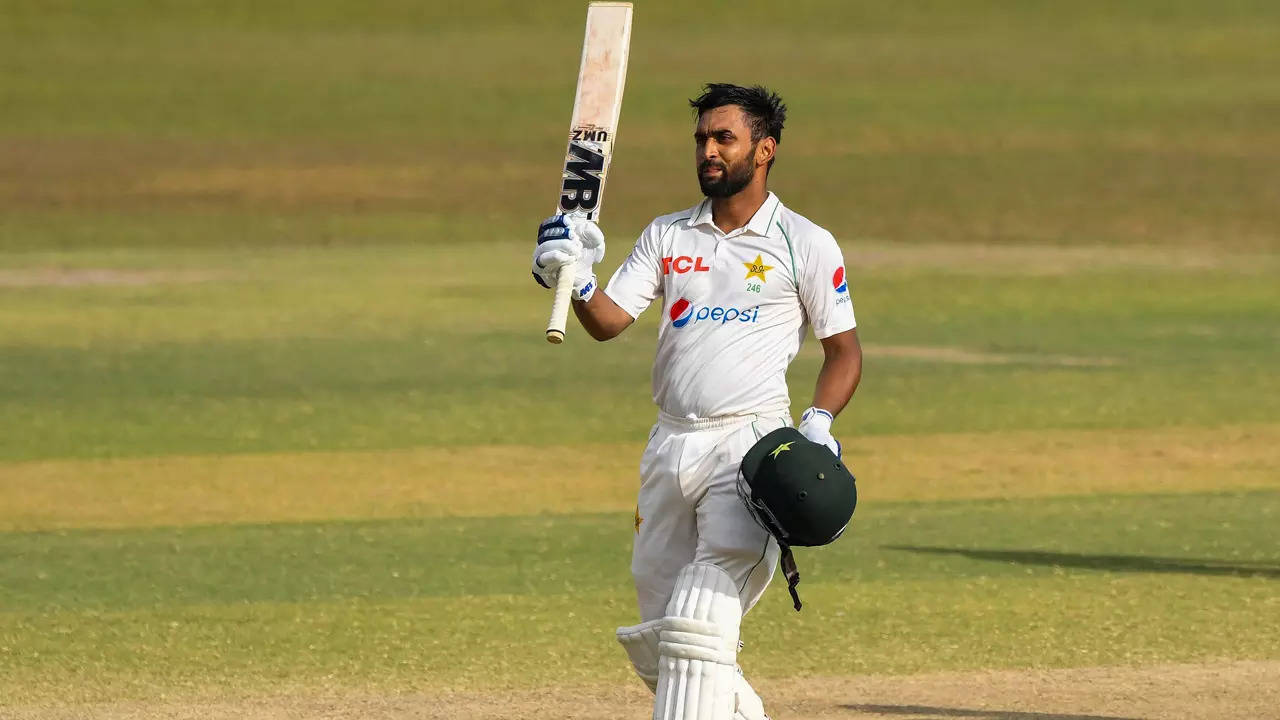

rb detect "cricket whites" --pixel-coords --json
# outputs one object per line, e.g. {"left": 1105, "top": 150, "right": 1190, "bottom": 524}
{"left": 545, "top": 2, "right": 633, "bottom": 344}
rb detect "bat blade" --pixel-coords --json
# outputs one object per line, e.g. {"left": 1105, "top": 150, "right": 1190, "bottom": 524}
{"left": 545, "top": 2, "right": 633, "bottom": 344}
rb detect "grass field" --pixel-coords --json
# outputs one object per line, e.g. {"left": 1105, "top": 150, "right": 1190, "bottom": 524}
{"left": 2, "top": 1, "right": 1278, "bottom": 718}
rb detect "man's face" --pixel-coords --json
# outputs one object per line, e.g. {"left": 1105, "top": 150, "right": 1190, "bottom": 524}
{"left": 695, "top": 105, "right": 759, "bottom": 198}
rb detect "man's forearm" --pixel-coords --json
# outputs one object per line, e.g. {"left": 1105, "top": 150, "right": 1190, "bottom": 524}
{"left": 572, "top": 287, "right": 635, "bottom": 341}
{"left": 812, "top": 330, "right": 862, "bottom": 415}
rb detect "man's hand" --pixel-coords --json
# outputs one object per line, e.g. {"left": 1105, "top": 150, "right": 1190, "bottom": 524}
{"left": 797, "top": 407, "right": 841, "bottom": 458}
{"left": 532, "top": 214, "right": 606, "bottom": 302}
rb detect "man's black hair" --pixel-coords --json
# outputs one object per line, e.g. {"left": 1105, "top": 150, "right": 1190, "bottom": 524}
{"left": 689, "top": 83, "right": 787, "bottom": 145}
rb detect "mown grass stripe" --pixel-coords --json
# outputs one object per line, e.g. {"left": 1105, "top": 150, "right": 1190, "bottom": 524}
{"left": 2, "top": 490, "right": 1274, "bottom": 612}
{"left": 2, "top": 425, "right": 1274, "bottom": 532}
{"left": 2, "top": 575, "right": 1276, "bottom": 704}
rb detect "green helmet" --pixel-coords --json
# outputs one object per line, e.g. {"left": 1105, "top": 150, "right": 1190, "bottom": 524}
{"left": 740, "top": 426, "right": 857, "bottom": 611}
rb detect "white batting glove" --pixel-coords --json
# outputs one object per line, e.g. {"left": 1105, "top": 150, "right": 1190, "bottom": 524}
{"left": 531, "top": 214, "right": 605, "bottom": 302}
{"left": 798, "top": 407, "right": 841, "bottom": 458}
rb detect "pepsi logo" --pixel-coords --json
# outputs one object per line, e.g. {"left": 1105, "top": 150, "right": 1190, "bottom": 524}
{"left": 668, "top": 297, "right": 760, "bottom": 328}
{"left": 669, "top": 298, "right": 694, "bottom": 327}
{"left": 833, "top": 266, "right": 848, "bottom": 293}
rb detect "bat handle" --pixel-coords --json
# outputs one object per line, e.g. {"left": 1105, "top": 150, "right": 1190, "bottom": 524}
{"left": 545, "top": 264, "right": 576, "bottom": 344}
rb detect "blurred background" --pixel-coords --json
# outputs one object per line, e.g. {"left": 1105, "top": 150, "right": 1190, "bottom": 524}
{"left": 2, "top": 0, "right": 1275, "bottom": 456}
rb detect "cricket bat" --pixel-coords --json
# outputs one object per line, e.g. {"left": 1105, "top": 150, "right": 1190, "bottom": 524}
{"left": 545, "top": 2, "right": 633, "bottom": 344}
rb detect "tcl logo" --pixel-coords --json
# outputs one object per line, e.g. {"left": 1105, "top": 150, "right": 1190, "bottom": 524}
{"left": 662, "top": 256, "right": 710, "bottom": 274}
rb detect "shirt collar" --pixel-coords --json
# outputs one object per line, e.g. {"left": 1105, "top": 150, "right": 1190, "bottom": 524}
{"left": 746, "top": 192, "right": 782, "bottom": 236}
{"left": 689, "top": 192, "right": 782, "bottom": 237}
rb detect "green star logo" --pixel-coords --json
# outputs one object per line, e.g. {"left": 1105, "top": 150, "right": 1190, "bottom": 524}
{"left": 770, "top": 441, "right": 794, "bottom": 459}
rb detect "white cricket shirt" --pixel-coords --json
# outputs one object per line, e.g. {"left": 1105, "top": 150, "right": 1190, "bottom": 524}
{"left": 604, "top": 192, "right": 857, "bottom": 419}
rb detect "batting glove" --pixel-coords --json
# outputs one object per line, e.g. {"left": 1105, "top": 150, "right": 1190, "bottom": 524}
{"left": 531, "top": 214, "right": 605, "bottom": 302}
{"left": 797, "top": 406, "right": 841, "bottom": 458}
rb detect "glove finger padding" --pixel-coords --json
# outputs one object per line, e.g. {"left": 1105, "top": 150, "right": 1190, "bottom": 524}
{"left": 536, "top": 249, "right": 578, "bottom": 269}
{"left": 570, "top": 217, "right": 606, "bottom": 262}
{"left": 538, "top": 215, "right": 571, "bottom": 242}
{"left": 534, "top": 238, "right": 583, "bottom": 269}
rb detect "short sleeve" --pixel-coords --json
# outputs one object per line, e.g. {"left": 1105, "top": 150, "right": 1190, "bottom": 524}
{"left": 603, "top": 220, "right": 664, "bottom": 319}
{"left": 799, "top": 231, "right": 857, "bottom": 338}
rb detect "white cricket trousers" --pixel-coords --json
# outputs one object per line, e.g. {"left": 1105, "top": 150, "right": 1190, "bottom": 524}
{"left": 630, "top": 410, "right": 788, "bottom": 622}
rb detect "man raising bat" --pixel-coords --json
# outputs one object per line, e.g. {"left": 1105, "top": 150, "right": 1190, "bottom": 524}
{"left": 531, "top": 84, "right": 863, "bottom": 720}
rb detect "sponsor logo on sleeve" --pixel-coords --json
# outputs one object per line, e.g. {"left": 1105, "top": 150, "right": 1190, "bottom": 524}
{"left": 833, "top": 267, "right": 851, "bottom": 305}
{"left": 668, "top": 297, "right": 760, "bottom": 329}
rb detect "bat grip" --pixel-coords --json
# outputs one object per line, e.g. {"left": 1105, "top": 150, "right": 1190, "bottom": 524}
{"left": 545, "top": 264, "right": 576, "bottom": 344}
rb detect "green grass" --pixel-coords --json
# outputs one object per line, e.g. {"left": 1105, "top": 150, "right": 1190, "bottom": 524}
{"left": 1, "top": 0, "right": 1278, "bottom": 708}
{"left": 6, "top": 578, "right": 1276, "bottom": 702}
{"left": 4, "top": 491, "right": 1276, "bottom": 611}
{"left": 3, "top": 491, "right": 1276, "bottom": 700}
{"left": 1, "top": 243, "right": 1276, "bottom": 461}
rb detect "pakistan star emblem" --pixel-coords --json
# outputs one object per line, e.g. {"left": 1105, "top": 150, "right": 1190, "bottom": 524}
{"left": 634, "top": 506, "right": 643, "bottom": 533}
{"left": 770, "top": 441, "right": 794, "bottom": 459}
{"left": 743, "top": 254, "right": 774, "bottom": 282}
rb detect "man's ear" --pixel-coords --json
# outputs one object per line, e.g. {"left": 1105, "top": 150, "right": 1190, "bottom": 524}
{"left": 756, "top": 137, "right": 777, "bottom": 168}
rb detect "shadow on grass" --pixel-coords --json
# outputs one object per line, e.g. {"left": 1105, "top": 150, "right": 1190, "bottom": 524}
{"left": 883, "top": 546, "right": 1280, "bottom": 579}
{"left": 841, "top": 704, "right": 1143, "bottom": 719}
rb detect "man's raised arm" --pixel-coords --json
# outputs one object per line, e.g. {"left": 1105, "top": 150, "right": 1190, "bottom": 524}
{"left": 532, "top": 214, "right": 636, "bottom": 341}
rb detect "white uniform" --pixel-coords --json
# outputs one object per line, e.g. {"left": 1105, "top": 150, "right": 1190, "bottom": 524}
{"left": 605, "top": 192, "right": 857, "bottom": 622}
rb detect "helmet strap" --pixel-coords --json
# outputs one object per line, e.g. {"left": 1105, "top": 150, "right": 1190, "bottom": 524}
{"left": 779, "top": 543, "right": 802, "bottom": 611}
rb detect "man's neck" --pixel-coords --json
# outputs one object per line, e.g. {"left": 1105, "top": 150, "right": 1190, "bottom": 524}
{"left": 710, "top": 183, "right": 769, "bottom": 235}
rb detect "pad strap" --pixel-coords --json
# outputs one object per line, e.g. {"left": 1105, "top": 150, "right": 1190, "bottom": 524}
{"left": 659, "top": 617, "right": 738, "bottom": 664}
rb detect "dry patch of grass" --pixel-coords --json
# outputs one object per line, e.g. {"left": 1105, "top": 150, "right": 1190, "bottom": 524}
{"left": 846, "top": 424, "right": 1280, "bottom": 503}
{"left": 845, "top": 241, "right": 1280, "bottom": 275}
{"left": 865, "top": 344, "right": 1121, "bottom": 367}
{"left": 0, "top": 138, "right": 540, "bottom": 211}
{"left": 2, "top": 425, "right": 1276, "bottom": 532}
{"left": 6, "top": 661, "right": 1276, "bottom": 720}
{"left": 129, "top": 165, "right": 442, "bottom": 207}
{"left": 0, "top": 443, "right": 638, "bottom": 532}
{"left": 0, "top": 268, "right": 216, "bottom": 288}
{"left": 770, "top": 660, "right": 1280, "bottom": 720}
{"left": 827, "top": 126, "right": 1280, "bottom": 159}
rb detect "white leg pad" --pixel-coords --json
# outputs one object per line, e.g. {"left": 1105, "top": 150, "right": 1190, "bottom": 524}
{"left": 733, "top": 668, "right": 767, "bottom": 720}
{"left": 617, "top": 619, "right": 663, "bottom": 693}
{"left": 653, "top": 563, "right": 742, "bottom": 720}
{"left": 617, "top": 625, "right": 767, "bottom": 718}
